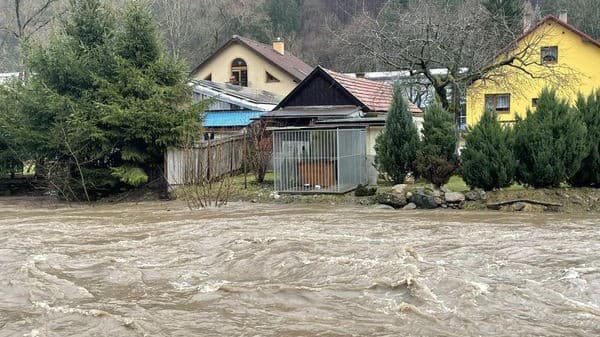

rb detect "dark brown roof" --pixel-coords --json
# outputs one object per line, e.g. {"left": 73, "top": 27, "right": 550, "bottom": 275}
{"left": 262, "top": 106, "right": 362, "bottom": 119}
{"left": 191, "top": 35, "right": 312, "bottom": 81}
{"left": 325, "top": 69, "right": 422, "bottom": 113}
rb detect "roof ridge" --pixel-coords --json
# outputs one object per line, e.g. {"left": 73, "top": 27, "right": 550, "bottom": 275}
{"left": 191, "top": 35, "right": 312, "bottom": 81}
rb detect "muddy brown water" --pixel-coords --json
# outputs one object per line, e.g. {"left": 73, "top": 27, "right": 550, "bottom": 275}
{"left": 0, "top": 197, "right": 598, "bottom": 336}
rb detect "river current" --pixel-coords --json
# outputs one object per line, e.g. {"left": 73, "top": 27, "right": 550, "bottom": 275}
{"left": 0, "top": 198, "right": 598, "bottom": 336}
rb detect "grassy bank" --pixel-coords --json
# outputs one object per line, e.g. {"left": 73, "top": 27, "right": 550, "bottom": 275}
{"left": 206, "top": 173, "right": 599, "bottom": 213}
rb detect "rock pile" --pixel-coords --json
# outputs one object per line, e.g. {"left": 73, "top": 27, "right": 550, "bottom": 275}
{"left": 373, "top": 185, "right": 486, "bottom": 210}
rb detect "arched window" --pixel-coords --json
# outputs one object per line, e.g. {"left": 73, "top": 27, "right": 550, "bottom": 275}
{"left": 231, "top": 58, "right": 248, "bottom": 87}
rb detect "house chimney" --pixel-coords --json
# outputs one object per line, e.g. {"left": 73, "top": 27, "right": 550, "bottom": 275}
{"left": 559, "top": 10, "right": 568, "bottom": 23}
{"left": 522, "top": 1, "right": 534, "bottom": 31}
{"left": 273, "top": 37, "right": 284, "bottom": 55}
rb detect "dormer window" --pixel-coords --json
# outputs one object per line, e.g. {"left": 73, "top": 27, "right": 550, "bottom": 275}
{"left": 231, "top": 58, "right": 248, "bottom": 86}
{"left": 266, "top": 71, "right": 280, "bottom": 83}
{"left": 541, "top": 46, "right": 558, "bottom": 64}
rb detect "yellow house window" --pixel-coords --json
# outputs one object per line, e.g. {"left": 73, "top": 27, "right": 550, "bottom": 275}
{"left": 231, "top": 58, "right": 248, "bottom": 87}
{"left": 485, "top": 94, "right": 511, "bottom": 113}
{"left": 541, "top": 46, "right": 558, "bottom": 64}
{"left": 532, "top": 98, "right": 539, "bottom": 107}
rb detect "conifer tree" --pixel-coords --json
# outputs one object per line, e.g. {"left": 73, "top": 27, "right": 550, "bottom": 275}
{"left": 513, "top": 88, "right": 588, "bottom": 188}
{"left": 374, "top": 84, "right": 420, "bottom": 184}
{"left": 415, "top": 102, "right": 458, "bottom": 188}
{"left": 11, "top": 0, "right": 201, "bottom": 199}
{"left": 461, "top": 109, "right": 516, "bottom": 190}
{"left": 569, "top": 90, "right": 600, "bottom": 187}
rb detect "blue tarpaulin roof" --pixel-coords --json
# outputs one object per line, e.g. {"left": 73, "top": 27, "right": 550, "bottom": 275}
{"left": 202, "top": 110, "right": 264, "bottom": 128}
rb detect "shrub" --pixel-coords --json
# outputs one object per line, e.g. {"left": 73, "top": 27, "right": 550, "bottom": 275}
{"left": 569, "top": 90, "right": 600, "bottom": 187}
{"left": 461, "top": 109, "right": 516, "bottom": 190}
{"left": 415, "top": 103, "right": 458, "bottom": 187}
{"left": 513, "top": 88, "right": 588, "bottom": 188}
{"left": 374, "top": 84, "right": 420, "bottom": 184}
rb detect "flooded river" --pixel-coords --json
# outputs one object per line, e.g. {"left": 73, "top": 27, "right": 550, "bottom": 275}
{"left": 0, "top": 198, "right": 599, "bottom": 336}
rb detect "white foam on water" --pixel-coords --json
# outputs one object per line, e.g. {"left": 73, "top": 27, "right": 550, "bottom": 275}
{"left": 198, "top": 280, "right": 230, "bottom": 293}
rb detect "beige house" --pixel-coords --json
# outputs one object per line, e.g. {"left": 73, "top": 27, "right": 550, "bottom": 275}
{"left": 190, "top": 36, "right": 312, "bottom": 96}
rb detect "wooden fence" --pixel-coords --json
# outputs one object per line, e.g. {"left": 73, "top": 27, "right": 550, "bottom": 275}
{"left": 166, "top": 135, "right": 247, "bottom": 186}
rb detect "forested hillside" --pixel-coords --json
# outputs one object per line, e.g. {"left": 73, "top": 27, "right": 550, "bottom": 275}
{"left": 1, "top": 0, "right": 599, "bottom": 73}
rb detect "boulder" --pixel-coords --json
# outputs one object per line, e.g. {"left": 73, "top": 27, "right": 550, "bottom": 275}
{"left": 404, "top": 174, "right": 415, "bottom": 184}
{"left": 375, "top": 193, "right": 407, "bottom": 209}
{"left": 373, "top": 204, "right": 395, "bottom": 210}
{"left": 465, "top": 189, "right": 486, "bottom": 201}
{"left": 512, "top": 202, "right": 526, "bottom": 212}
{"left": 391, "top": 184, "right": 408, "bottom": 197}
{"left": 445, "top": 192, "right": 466, "bottom": 203}
{"left": 355, "top": 184, "right": 377, "bottom": 197}
{"left": 410, "top": 192, "right": 439, "bottom": 209}
{"left": 403, "top": 202, "right": 417, "bottom": 210}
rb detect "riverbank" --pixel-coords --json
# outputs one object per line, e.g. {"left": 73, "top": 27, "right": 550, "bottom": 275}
{"left": 2, "top": 173, "right": 598, "bottom": 213}
{"left": 172, "top": 173, "right": 600, "bottom": 214}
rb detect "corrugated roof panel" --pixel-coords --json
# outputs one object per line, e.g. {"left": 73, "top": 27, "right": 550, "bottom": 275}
{"left": 202, "top": 111, "right": 264, "bottom": 128}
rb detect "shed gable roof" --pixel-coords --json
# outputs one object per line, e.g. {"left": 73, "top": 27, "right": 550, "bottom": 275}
{"left": 274, "top": 66, "right": 422, "bottom": 113}
{"left": 191, "top": 35, "right": 312, "bottom": 81}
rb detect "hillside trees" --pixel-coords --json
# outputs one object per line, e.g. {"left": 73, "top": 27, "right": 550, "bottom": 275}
{"left": 1, "top": 0, "right": 201, "bottom": 199}
{"left": 374, "top": 84, "right": 420, "bottom": 184}
{"left": 513, "top": 89, "right": 588, "bottom": 188}
{"left": 483, "top": 0, "right": 524, "bottom": 34}
{"left": 461, "top": 109, "right": 517, "bottom": 190}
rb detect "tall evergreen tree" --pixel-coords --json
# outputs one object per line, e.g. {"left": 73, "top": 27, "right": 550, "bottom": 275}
{"left": 415, "top": 102, "right": 459, "bottom": 188}
{"left": 513, "top": 88, "right": 588, "bottom": 188}
{"left": 569, "top": 90, "right": 600, "bottom": 187}
{"left": 461, "top": 109, "right": 516, "bottom": 190}
{"left": 374, "top": 84, "right": 420, "bottom": 184}
{"left": 8, "top": 0, "right": 201, "bottom": 199}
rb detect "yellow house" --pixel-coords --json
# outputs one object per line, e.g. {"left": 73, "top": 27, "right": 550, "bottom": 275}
{"left": 467, "top": 15, "right": 600, "bottom": 126}
{"left": 190, "top": 35, "right": 312, "bottom": 96}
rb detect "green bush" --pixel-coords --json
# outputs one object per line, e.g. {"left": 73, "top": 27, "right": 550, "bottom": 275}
{"left": 415, "top": 103, "right": 458, "bottom": 187}
{"left": 513, "top": 88, "right": 588, "bottom": 188}
{"left": 461, "top": 109, "right": 516, "bottom": 191}
{"left": 374, "top": 84, "right": 420, "bottom": 184}
{"left": 570, "top": 90, "right": 600, "bottom": 187}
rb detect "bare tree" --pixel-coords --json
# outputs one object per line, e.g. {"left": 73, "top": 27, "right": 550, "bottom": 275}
{"left": 247, "top": 120, "right": 272, "bottom": 184}
{"left": 0, "top": 0, "right": 63, "bottom": 75}
{"left": 335, "top": 0, "right": 576, "bottom": 112}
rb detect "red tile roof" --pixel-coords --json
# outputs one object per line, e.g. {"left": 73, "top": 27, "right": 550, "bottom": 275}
{"left": 191, "top": 35, "right": 312, "bottom": 81}
{"left": 325, "top": 69, "right": 422, "bottom": 113}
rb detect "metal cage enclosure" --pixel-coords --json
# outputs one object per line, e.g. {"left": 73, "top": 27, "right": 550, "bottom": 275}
{"left": 273, "top": 128, "right": 367, "bottom": 194}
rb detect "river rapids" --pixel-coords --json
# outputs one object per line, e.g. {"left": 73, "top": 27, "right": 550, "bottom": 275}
{"left": 0, "top": 198, "right": 598, "bottom": 336}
